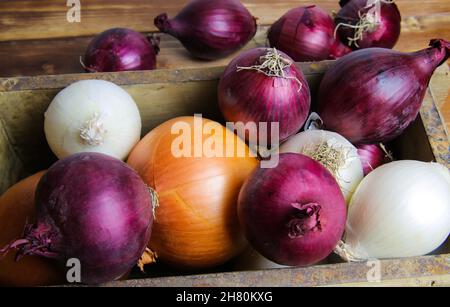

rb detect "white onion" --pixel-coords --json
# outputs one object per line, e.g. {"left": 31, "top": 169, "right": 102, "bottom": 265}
{"left": 336, "top": 160, "right": 450, "bottom": 261}
{"left": 279, "top": 129, "right": 363, "bottom": 203}
{"left": 44, "top": 80, "right": 141, "bottom": 160}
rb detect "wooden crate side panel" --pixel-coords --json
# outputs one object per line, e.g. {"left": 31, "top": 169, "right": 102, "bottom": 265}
{"left": 96, "top": 254, "right": 450, "bottom": 287}
{"left": 0, "top": 118, "right": 23, "bottom": 194}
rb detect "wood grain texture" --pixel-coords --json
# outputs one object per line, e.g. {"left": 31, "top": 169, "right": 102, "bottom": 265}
{"left": 1, "top": 0, "right": 449, "bottom": 41}
{"left": 1, "top": 14, "right": 449, "bottom": 78}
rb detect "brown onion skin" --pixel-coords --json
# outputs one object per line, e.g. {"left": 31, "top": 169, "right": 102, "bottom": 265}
{"left": 317, "top": 39, "right": 450, "bottom": 144}
{"left": 218, "top": 48, "right": 311, "bottom": 146}
{"left": 356, "top": 144, "right": 389, "bottom": 176}
{"left": 335, "top": 0, "right": 401, "bottom": 49}
{"left": 127, "top": 117, "right": 257, "bottom": 270}
{"left": 238, "top": 153, "right": 346, "bottom": 266}
{"left": 154, "top": 0, "right": 257, "bottom": 60}
{"left": 268, "top": 5, "right": 351, "bottom": 61}
{"left": 83, "top": 28, "right": 159, "bottom": 72}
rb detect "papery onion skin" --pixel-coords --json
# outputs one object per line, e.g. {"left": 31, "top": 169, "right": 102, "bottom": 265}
{"left": 83, "top": 28, "right": 159, "bottom": 72}
{"left": 268, "top": 5, "right": 352, "bottom": 61}
{"left": 1, "top": 153, "right": 154, "bottom": 284}
{"left": 0, "top": 172, "right": 64, "bottom": 287}
{"left": 318, "top": 39, "right": 450, "bottom": 144}
{"left": 341, "top": 161, "right": 450, "bottom": 260}
{"left": 335, "top": 0, "right": 401, "bottom": 49}
{"left": 154, "top": 0, "right": 257, "bottom": 60}
{"left": 356, "top": 143, "right": 389, "bottom": 176}
{"left": 238, "top": 153, "right": 346, "bottom": 266}
{"left": 127, "top": 116, "right": 257, "bottom": 269}
{"left": 218, "top": 48, "right": 311, "bottom": 146}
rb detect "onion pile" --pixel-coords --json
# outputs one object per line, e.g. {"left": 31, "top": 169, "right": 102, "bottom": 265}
{"left": 0, "top": 172, "right": 64, "bottom": 287}
{"left": 127, "top": 116, "right": 257, "bottom": 269}
{"left": 218, "top": 47, "right": 311, "bottom": 148}
{"left": 1, "top": 153, "right": 155, "bottom": 284}
{"left": 238, "top": 153, "right": 346, "bottom": 266}
{"left": 82, "top": 28, "right": 159, "bottom": 72}
{"left": 268, "top": 5, "right": 351, "bottom": 61}
{"left": 318, "top": 39, "right": 450, "bottom": 143}
{"left": 334, "top": 0, "right": 401, "bottom": 49}
{"left": 154, "top": 0, "right": 257, "bottom": 60}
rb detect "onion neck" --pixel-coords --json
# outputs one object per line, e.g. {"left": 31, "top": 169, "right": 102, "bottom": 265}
{"left": 154, "top": 13, "right": 179, "bottom": 37}
{"left": 79, "top": 113, "right": 107, "bottom": 146}
{"left": 412, "top": 39, "right": 450, "bottom": 77}
{"left": 286, "top": 202, "right": 322, "bottom": 238}
{"left": 0, "top": 223, "right": 60, "bottom": 261}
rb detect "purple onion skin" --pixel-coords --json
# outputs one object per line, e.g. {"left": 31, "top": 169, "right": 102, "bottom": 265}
{"left": 238, "top": 153, "right": 346, "bottom": 266}
{"left": 154, "top": 0, "right": 257, "bottom": 60}
{"left": 83, "top": 28, "right": 159, "bottom": 72}
{"left": 6, "top": 153, "right": 153, "bottom": 284}
{"left": 356, "top": 144, "right": 388, "bottom": 176}
{"left": 218, "top": 48, "right": 311, "bottom": 145}
{"left": 318, "top": 39, "right": 450, "bottom": 144}
{"left": 335, "top": 0, "right": 401, "bottom": 49}
{"left": 268, "top": 5, "right": 351, "bottom": 61}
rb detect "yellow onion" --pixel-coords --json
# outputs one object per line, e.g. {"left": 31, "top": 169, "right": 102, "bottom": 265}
{"left": 127, "top": 116, "right": 257, "bottom": 269}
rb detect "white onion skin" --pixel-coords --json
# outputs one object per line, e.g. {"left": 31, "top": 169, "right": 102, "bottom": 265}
{"left": 279, "top": 129, "right": 363, "bottom": 203}
{"left": 44, "top": 80, "right": 141, "bottom": 160}
{"left": 344, "top": 161, "right": 450, "bottom": 259}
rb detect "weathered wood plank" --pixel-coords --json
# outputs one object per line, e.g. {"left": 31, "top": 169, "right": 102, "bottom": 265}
{"left": 93, "top": 254, "right": 450, "bottom": 287}
{"left": 1, "top": 14, "right": 449, "bottom": 78}
{"left": 1, "top": 0, "right": 449, "bottom": 41}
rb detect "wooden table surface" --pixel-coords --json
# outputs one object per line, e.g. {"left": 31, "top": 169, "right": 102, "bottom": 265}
{"left": 0, "top": 0, "right": 449, "bottom": 132}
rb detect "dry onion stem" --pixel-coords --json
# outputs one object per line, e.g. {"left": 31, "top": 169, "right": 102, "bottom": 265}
{"left": 334, "top": 0, "right": 395, "bottom": 47}
{"left": 138, "top": 248, "right": 158, "bottom": 272}
{"left": 236, "top": 48, "right": 303, "bottom": 91}
{"left": 302, "top": 141, "right": 350, "bottom": 179}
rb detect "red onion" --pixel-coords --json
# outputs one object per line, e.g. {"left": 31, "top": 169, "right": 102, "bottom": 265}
{"left": 268, "top": 5, "right": 351, "bottom": 61}
{"left": 334, "top": 0, "right": 401, "bottom": 49}
{"left": 318, "top": 39, "right": 450, "bottom": 143}
{"left": 356, "top": 143, "right": 391, "bottom": 176}
{"left": 154, "top": 0, "right": 257, "bottom": 60}
{"left": 218, "top": 48, "right": 311, "bottom": 147}
{"left": 82, "top": 28, "right": 159, "bottom": 72}
{"left": 238, "top": 153, "right": 346, "bottom": 266}
{"left": 0, "top": 153, "right": 154, "bottom": 284}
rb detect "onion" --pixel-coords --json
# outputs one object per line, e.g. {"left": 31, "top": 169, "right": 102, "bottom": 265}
{"left": 238, "top": 153, "right": 346, "bottom": 266}
{"left": 218, "top": 48, "right": 311, "bottom": 148}
{"left": 334, "top": 0, "right": 401, "bottom": 49}
{"left": 317, "top": 39, "right": 450, "bottom": 143}
{"left": 356, "top": 143, "right": 391, "bottom": 176}
{"left": 233, "top": 247, "right": 288, "bottom": 271}
{"left": 127, "top": 116, "right": 257, "bottom": 269}
{"left": 0, "top": 172, "right": 64, "bottom": 286}
{"left": 82, "top": 28, "right": 159, "bottom": 72}
{"left": 44, "top": 79, "right": 142, "bottom": 160}
{"left": 336, "top": 160, "right": 450, "bottom": 261}
{"left": 154, "top": 0, "right": 257, "bottom": 60}
{"left": 268, "top": 5, "right": 351, "bottom": 61}
{"left": 0, "top": 153, "right": 155, "bottom": 284}
{"left": 280, "top": 129, "right": 363, "bottom": 204}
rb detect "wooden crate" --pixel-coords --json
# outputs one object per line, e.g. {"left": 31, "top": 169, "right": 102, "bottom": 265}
{"left": 0, "top": 61, "right": 449, "bottom": 286}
